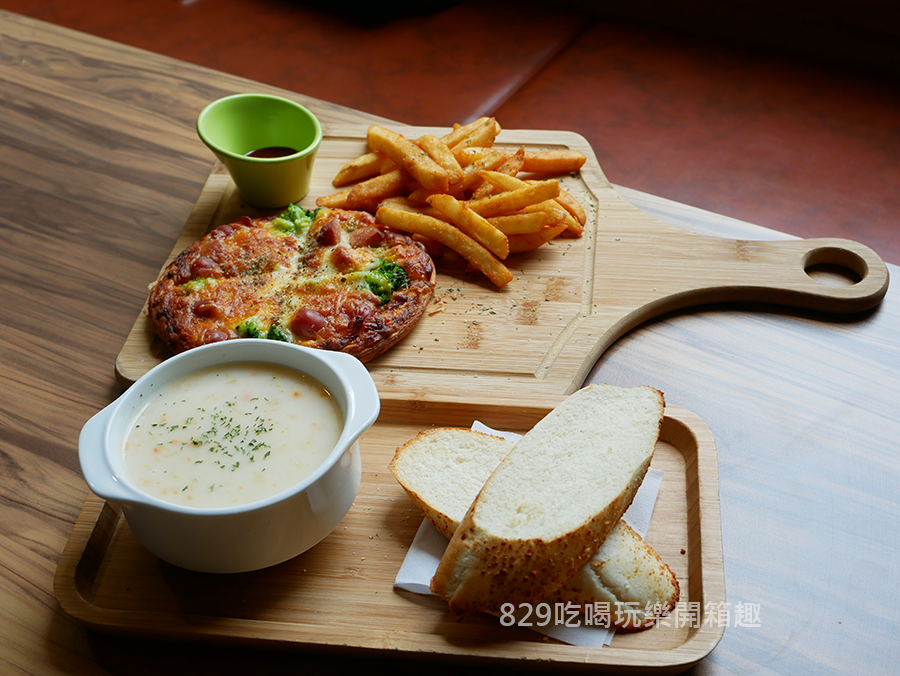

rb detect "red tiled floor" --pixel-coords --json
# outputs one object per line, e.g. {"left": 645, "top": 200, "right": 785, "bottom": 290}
{"left": 2, "top": 0, "right": 587, "bottom": 126}
{"left": 495, "top": 21, "right": 900, "bottom": 263}
{"left": 4, "top": 0, "right": 899, "bottom": 263}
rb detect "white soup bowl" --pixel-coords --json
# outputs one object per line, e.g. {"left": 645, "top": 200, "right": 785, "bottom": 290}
{"left": 78, "top": 339, "right": 379, "bottom": 573}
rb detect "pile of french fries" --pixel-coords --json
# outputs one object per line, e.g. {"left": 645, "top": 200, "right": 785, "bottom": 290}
{"left": 315, "top": 117, "right": 587, "bottom": 287}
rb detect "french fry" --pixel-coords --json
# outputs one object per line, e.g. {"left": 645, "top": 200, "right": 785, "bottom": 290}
{"left": 465, "top": 179, "right": 560, "bottom": 218}
{"left": 324, "top": 117, "right": 589, "bottom": 286}
{"left": 347, "top": 168, "right": 409, "bottom": 209}
{"left": 471, "top": 146, "right": 525, "bottom": 199}
{"left": 519, "top": 148, "right": 586, "bottom": 174}
{"left": 478, "top": 171, "right": 583, "bottom": 235}
{"left": 367, "top": 125, "right": 449, "bottom": 193}
{"left": 379, "top": 157, "right": 399, "bottom": 174}
{"left": 454, "top": 147, "right": 586, "bottom": 174}
{"left": 497, "top": 146, "right": 526, "bottom": 176}
{"left": 469, "top": 182, "right": 496, "bottom": 201}
{"left": 415, "top": 135, "right": 464, "bottom": 184}
{"left": 412, "top": 233, "right": 447, "bottom": 259}
{"left": 477, "top": 170, "right": 528, "bottom": 192}
{"left": 522, "top": 193, "right": 584, "bottom": 237}
{"left": 440, "top": 116, "right": 495, "bottom": 148}
{"left": 315, "top": 189, "right": 353, "bottom": 209}
{"left": 523, "top": 201, "right": 582, "bottom": 236}
{"left": 426, "top": 193, "right": 509, "bottom": 260}
{"left": 376, "top": 206, "right": 513, "bottom": 287}
{"left": 555, "top": 187, "right": 587, "bottom": 228}
{"left": 507, "top": 222, "right": 569, "bottom": 254}
{"left": 449, "top": 117, "right": 499, "bottom": 153}
{"left": 454, "top": 146, "right": 494, "bottom": 167}
{"left": 517, "top": 199, "right": 576, "bottom": 232}
{"left": 488, "top": 211, "right": 554, "bottom": 235}
{"left": 453, "top": 149, "right": 509, "bottom": 194}
{"left": 379, "top": 195, "right": 447, "bottom": 221}
{"left": 406, "top": 185, "right": 456, "bottom": 203}
{"left": 332, "top": 151, "right": 383, "bottom": 187}
{"left": 405, "top": 148, "right": 506, "bottom": 203}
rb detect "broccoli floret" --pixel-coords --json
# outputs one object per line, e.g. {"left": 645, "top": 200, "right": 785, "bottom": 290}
{"left": 236, "top": 318, "right": 291, "bottom": 341}
{"left": 180, "top": 278, "right": 212, "bottom": 292}
{"left": 364, "top": 260, "right": 409, "bottom": 304}
{"left": 272, "top": 204, "right": 319, "bottom": 234}
{"left": 235, "top": 318, "right": 264, "bottom": 339}
{"left": 266, "top": 324, "right": 290, "bottom": 342}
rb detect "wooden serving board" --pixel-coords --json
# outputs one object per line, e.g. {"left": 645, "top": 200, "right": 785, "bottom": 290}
{"left": 113, "top": 125, "right": 890, "bottom": 402}
{"left": 55, "top": 400, "right": 725, "bottom": 674}
{"left": 64, "top": 125, "right": 883, "bottom": 669}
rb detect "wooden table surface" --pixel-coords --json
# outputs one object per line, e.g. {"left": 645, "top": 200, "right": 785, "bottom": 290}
{"left": 2, "top": 10, "right": 898, "bottom": 676}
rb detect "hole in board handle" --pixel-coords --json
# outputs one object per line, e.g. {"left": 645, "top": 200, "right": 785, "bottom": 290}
{"left": 803, "top": 247, "right": 866, "bottom": 287}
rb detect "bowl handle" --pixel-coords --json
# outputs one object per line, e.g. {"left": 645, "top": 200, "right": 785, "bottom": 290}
{"left": 78, "top": 403, "right": 142, "bottom": 504}
{"left": 336, "top": 353, "right": 381, "bottom": 438}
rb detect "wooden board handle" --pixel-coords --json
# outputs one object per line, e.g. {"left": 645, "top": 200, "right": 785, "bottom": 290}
{"left": 594, "top": 236, "right": 890, "bottom": 375}
{"left": 613, "top": 235, "right": 891, "bottom": 319}
{"left": 697, "top": 237, "right": 890, "bottom": 313}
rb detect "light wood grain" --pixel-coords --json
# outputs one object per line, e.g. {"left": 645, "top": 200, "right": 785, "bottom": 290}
{"left": 54, "top": 402, "right": 724, "bottom": 673}
{"left": 113, "top": 126, "right": 889, "bottom": 402}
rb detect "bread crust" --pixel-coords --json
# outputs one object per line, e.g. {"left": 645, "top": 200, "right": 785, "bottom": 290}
{"left": 432, "top": 469, "right": 647, "bottom": 615}
{"left": 149, "top": 208, "right": 435, "bottom": 362}
{"left": 390, "top": 425, "right": 679, "bottom": 630}
{"left": 552, "top": 520, "right": 680, "bottom": 630}
{"left": 429, "top": 384, "right": 665, "bottom": 616}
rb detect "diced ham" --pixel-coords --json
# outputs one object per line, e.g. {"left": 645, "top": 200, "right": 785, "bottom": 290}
{"left": 291, "top": 308, "right": 328, "bottom": 339}
{"left": 190, "top": 256, "right": 221, "bottom": 278}
{"left": 331, "top": 245, "right": 359, "bottom": 273}
{"left": 350, "top": 225, "right": 385, "bottom": 248}
{"left": 203, "top": 329, "right": 229, "bottom": 344}
{"left": 192, "top": 299, "right": 221, "bottom": 319}
{"left": 314, "top": 215, "right": 342, "bottom": 246}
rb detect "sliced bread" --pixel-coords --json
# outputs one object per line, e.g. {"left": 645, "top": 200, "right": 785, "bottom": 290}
{"left": 390, "top": 425, "right": 679, "bottom": 629}
{"left": 428, "top": 383, "right": 666, "bottom": 615}
{"left": 552, "top": 519, "right": 679, "bottom": 629}
{"left": 389, "top": 427, "right": 514, "bottom": 542}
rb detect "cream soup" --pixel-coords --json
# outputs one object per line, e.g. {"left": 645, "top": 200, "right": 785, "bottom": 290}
{"left": 123, "top": 362, "right": 342, "bottom": 508}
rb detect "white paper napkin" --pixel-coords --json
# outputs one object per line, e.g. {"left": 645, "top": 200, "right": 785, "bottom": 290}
{"left": 393, "top": 421, "right": 664, "bottom": 647}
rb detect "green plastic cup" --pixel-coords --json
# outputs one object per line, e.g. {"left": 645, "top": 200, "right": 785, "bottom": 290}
{"left": 197, "top": 94, "right": 323, "bottom": 208}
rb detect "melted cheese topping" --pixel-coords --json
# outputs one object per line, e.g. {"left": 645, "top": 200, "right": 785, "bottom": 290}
{"left": 149, "top": 207, "right": 435, "bottom": 360}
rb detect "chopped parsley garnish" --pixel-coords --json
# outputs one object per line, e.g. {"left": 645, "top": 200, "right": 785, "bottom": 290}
{"left": 145, "top": 397, "right": 275, "bottom": 471}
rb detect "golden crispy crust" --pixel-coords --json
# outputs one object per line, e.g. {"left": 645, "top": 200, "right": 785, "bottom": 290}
{"left": 552, "top": 520, "right": 680, "bottom": 631}
{"left": 390, "top": 426, "right": 678, "bottom": 630}
{"left": 149, "top": 208, "right": 435, "bottom": 362}
{"left": 429, "top": 385, "right": 665, "bottom": 616}
{"left": 431, "top": 484, "right": 639, "bottom": 615}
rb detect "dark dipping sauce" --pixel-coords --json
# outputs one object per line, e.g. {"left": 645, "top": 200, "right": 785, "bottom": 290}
{"left": 245, "top": 146, "right": 298, "bottom": 159}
